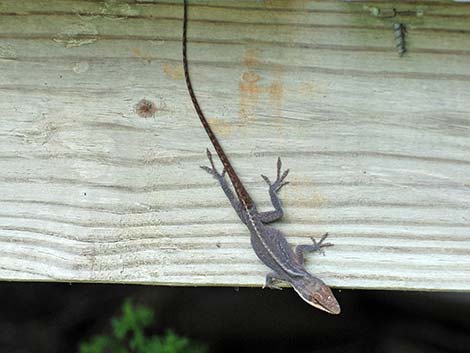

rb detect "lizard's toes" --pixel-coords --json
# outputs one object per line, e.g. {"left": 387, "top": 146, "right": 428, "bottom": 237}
{"left": 261, "top": 174, "right": 271, "bottom": 185}
{"left": 200, "top": 165, "right": 214, "bottom": 174}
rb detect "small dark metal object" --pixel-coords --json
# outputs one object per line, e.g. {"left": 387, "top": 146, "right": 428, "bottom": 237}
{"left": 393, "top": 23, "right": 407, "bottom": 57}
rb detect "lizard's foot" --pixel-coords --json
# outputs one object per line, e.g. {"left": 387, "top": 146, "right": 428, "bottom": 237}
{"left": 261, "top": 157, "right": 289, "bottom": 193}
{"left": 263, "top": 272, "right": 284, "bottom": 290}
{"left": 294, "top": 232, "right": 333, "bottom": 263}
{"left": 309, "top": 232, "right": 334, "bottom": 256}
{"left": 200, "top": 148, "right": 226, "bottom": 181}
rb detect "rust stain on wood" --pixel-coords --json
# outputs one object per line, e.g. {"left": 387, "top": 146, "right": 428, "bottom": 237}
{"left": 163, "top": 63, "right": 183, "bottom": 80}
{"left": 239, "top": 49, "right": 285, "bottom": 122}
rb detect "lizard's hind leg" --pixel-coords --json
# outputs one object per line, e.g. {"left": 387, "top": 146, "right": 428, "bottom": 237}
{"left": 200, "top": 149, "right": 246, "bottom": 223}
{"left": 258, "top": 157, "right": 289, "bottom": 223}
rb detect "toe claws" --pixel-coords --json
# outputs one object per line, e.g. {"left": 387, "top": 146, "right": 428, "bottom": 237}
{"left": 261, "top": 174, "right": 271, "bottom": 185}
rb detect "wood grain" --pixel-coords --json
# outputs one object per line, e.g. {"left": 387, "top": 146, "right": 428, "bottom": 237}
{"left": 0, "top": 0, "right": 469, "bottom": 291}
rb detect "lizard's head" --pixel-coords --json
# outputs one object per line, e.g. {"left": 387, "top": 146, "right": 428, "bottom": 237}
{"left": 292, "top": 276, "right": 341, "bottom": 315}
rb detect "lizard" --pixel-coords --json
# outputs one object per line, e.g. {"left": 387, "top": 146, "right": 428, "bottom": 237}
{"left": 182, "top": 0, "right": 340, "bottom": 315}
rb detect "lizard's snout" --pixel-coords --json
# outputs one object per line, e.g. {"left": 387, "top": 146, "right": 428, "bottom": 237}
{"left": 293, "top": 277, "right": 341, "bottom": 315}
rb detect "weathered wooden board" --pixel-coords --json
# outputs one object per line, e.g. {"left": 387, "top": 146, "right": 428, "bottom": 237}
{"left": 0, "top": 0, "right": 469, "bottom": 291}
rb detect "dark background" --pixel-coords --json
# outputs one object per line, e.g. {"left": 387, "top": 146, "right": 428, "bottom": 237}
{"left": 1, "top": 282, "right": 469, "bottom": 353}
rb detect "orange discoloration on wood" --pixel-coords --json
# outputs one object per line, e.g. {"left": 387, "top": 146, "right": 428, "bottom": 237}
{"left": 239, "top": 49, "right": 285, "bottom": 122}
{"left": 298, "top": 81, "right": 325, "bottom": 95}
{"left": 207, "top": 117, "right": 233, "bottom": 137}
{"left": 268, "top": 79, "right": 284, "bottom": 118}
{"left": 244, "top": 48, "right": 261, "bottom": 69}
{"left": 131, "top": 47, "right": 141, "bottom": 57}
{"left": 163, "top": 63, "right": 184, "bottom": 80}
{"left": 242, "top": 71, "right": 260, "bottom": 84}
{"left": 240, "top": 49, "right": 261, "bottom": 121}
{"left": 311, "top": 191, "right": 328, "bottom": 208}
{"left": 131, "top": 47, "right": 152, "bottom": 63}
{"left": 239, "top": 71, "right": 260, "bottom": 121}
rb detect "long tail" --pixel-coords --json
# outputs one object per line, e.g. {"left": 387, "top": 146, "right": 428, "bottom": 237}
{"left": 182, "top": 0, "right": 253, "bottom": 208}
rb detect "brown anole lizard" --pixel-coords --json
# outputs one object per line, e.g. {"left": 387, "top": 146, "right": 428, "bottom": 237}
{"left": 182, "top": 0, "right": 340, "bottom": 314}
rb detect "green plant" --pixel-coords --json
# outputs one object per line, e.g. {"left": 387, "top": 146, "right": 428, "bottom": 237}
{"left": 80, "top": 299, "right": 207, "bottom": 353}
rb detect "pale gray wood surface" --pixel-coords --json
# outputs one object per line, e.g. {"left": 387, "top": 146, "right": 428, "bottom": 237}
{"left": 0, "top": 0, "right": 469, "bottom": 291}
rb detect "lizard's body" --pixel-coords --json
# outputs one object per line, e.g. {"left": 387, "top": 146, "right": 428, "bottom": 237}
{"left": 182, "top": 0, "right": 340, "bottom": 314}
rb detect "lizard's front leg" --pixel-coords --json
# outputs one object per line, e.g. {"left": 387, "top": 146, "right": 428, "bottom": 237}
{"left": 263, "top": 271, "right": 285, "bottom": 290}
{"left": 258, "top": 157, "right": 289, "bottom": 224}
{"left": 294, "top": 232, "right": 333, "bottom": 264}
{"left": 200, "top": 149, "right": 246, "bottom": 224}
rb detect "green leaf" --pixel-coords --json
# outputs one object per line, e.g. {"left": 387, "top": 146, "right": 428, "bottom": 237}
{"left": 79, "top": 335, "right": 112, "bottom": 353}
{"left": 112, "top": 298, "right": 154, "bottom": 341}
{"left": 79, "top": 298, "right": 207, "bottom": 353}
